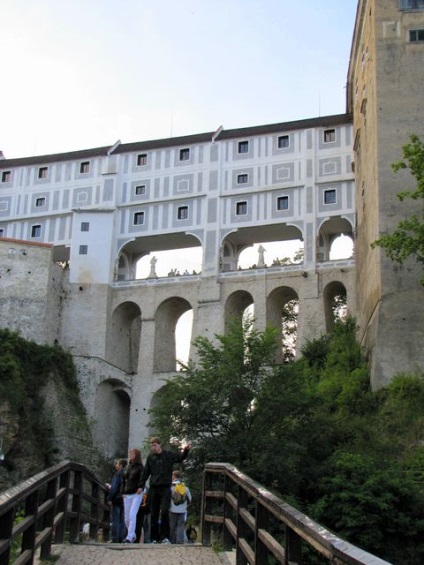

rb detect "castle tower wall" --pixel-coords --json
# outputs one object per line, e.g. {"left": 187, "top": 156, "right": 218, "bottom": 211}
{"left": 348, "top": 0, "right": 424, "bottom": 387}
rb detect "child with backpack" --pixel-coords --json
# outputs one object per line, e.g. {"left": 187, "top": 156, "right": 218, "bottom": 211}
{"left": 169, "top": 470, "right": 192, "bottom": 544}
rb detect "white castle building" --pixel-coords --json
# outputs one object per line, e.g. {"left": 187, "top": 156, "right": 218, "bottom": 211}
{"left": 0, "top": 114, "right": 356, "bottom": 455}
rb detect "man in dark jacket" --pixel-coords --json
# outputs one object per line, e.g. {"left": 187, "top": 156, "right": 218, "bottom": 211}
{"left": 107, "top": 458, "right": 127, "bottom": 543}
{"left": 141, "top": 436, "right": 191, "bottom": 544}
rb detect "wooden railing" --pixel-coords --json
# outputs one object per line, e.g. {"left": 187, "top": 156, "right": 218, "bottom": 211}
{"left": 201, "top": 462, "right": 392, "bottom": 565}
{"left": 0, "top": 461, "right": 110, "bottom": 565}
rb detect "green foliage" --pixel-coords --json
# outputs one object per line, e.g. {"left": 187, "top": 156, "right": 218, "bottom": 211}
{"left": 372, "top": 135, "right": 424, "bottom": 284}
{"left": 150, "top": 315, "right": 424, "bottom": 563}
{"left": 0, "top": 328, "right": 81, "bottom": 472}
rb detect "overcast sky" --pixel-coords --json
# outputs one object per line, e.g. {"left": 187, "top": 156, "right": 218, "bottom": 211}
{"left": 1, "top": 0, "right": 358, "bottom": 159}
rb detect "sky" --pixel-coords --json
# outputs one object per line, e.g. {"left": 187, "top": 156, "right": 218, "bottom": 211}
{"left": 1, "top": 0, "right": 358, "bottom": 160}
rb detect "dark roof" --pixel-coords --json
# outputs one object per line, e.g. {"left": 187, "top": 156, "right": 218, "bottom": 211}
{"left": 0, "top": 113, "right": 352, "bottom": 168}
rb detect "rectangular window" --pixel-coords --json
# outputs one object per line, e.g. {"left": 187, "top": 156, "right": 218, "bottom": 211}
{"left": 31, "top": 225, "right": 41, "bottom": 238}
{"left": 38, "top": 167, "right": 48, "bottom": 179}
{"left": 177, "top": 206, "right": 188, "bottom": 220}
{"left": 323, "top": 129, "right": 336, "bottom": 143}
{"left": 400, "top": 0, "right": 424, "bottom": 10}
{"left": 236, "top": 201, "right": 247, "bottom": 215}
{"left": 237, "top": 173, "right": 248, "bottom": 184}
{"left": 79, "top": 245, "right": 88, "bottom": 255}
{"left": 1, "top": 171, "right": 11, "bottom": 183}
{"left": 35, "top": 197, "right": 46, "bottom": 207}
{"left": 324, "top": 189, "right": 336, "bottom": 204}
{"left": 409, "top": 29, "right": 424, "bottom": 41}
{"left": 137, "top": 153, "right": 147, "bottom": 166}
{"left": 80, "top": 161, "right": 90, "bottom": 174}
{"left": 134, "top": 211, "right": 145, "bottom": 225}
{"left": 81, "top": 222, "right": 90, "bottom": 232}
{"left": 277, "top": 196, "right": 289, "bottom": 210}
{"left": 278, "top": 135, "right": 289, "bottom": 149}
{"left": 179, "top": 148, "right": 190, "bottom": 161}
{"left": 238, "top": 141, "right": 249, "bottom": 154}
{"left": 135, "top": 185, "right": 146, "bottom": 195}
{"left": 0, "top": 229, "right": 4, "bottom": 237}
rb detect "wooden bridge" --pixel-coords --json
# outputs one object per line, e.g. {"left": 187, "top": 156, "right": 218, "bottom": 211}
{"left": 0, "top": 461, "right": 392, "bottom": 565}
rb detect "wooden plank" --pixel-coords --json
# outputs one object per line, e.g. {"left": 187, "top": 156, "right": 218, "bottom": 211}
{"left": 224, "top": 517, "right": 237, "bottom": 540}
{"left": 13, "top": 549, "right": 32, "bottom": 565}
{"left": 239, "top": 537, "right": 255, "bottom": 565}
{"left": 203, "top": 514, "right": 224, "bottom": 524}
{"left": 257, "top": 528, "right": 285, "bottom": 562}
{"left": 239, "top": 507, "right": 255, "bottom": 532}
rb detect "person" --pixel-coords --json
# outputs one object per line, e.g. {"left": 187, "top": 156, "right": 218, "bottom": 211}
{"left": 141, "top": 437, "right": 191, "bottom": 544}
{"left": 122, "top": 448, "right": 144, "bottom": 543}
{"left": 135, "top": 487, "right": 151, "bottom": 543}
{"left": 106, "top": 458, "right": 127, "bottom": 543}
{"left": 169, "top": 470, "right": 192, "bottom": 544}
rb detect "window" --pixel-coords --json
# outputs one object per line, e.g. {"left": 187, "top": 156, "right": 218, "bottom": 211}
{"left": 410, "top": 29, "right": 424, "bottom": 41}
{"left": 0, "top": 229, "right": 4, "bottom": 237}
{"left": 137, "top": 153, "right": 147, "bottom": 166}
{"left": 31, "top": 225, "right": 41, "bottom": 238}
{"left": 134, "top": 212, "right": 145, "bottom": 225}
{"left": 237, "top": 173, "right": 248, "bottom": 184}
{"left": 238, "top": 141, "right": 249, "bottom": 154}
{"left": 135, "top": 185, "right": 146, "bottom": 195}
{"left": 177, "top": 206, "right": 188, "bottom": 220}
{"left": 38, "top": 167, "right": 48, "bottom": 179}
{"left": 323, "top": 129, "right": 336, "bottom": 143}
{"left": 324, "top": 189, "right": 336, "bottom": 204}
{"left": 278, "top": 135, "right": 289, "bottom": 149}
{"left": 179, "top": 148, "right": 190, "bottom": 161}
{"left": 80, "top": 161, "right": 90, "bottom": 174}
{"left": 1, "top": 171, "right": 11, "bottom": 183}
{"left": 35, "top": 197, "right": 46, "bottom": 207}
{"left": 399, "top": 0, "right": 424, "bottom": 10}
{"left": 81, "top": 222, "right": 90, "bottom": 232}
{"left": 79, "top": 245, "right": 88, "bottom": 255}
{"left": 277, "top": 196, "right": 289, "bottom": 210}
{"left": 236, "top": 201, "right": 247, "bottom": 215}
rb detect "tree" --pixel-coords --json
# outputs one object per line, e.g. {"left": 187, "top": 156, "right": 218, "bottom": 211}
{"left": 372, "top": 135, "right": 424, "bottom": 284}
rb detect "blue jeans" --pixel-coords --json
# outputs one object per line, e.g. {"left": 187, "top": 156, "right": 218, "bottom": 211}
{"left": 111, "top": 503, "right": 126, "bottom": 542}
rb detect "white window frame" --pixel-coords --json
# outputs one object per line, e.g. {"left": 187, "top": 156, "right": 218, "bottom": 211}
{"left": 324, "top": 189, "right": 337, "bottom": 205}
{"left": 137, "top": 153, "right": 148, "bottom": 166}
{"left": 177, "top": 206, "right": 189, "bottom": 220}
{"left": 278, "top": 135, "right": 290, "bottom": 149}
{"left": 81, "top": 222, "right": 90, "bottom": 232}
{"left": 277, "top": 196, "right": 289, "bottom": 211}
{"left": 323, "top": 129, "right": 336, "bottom": 143}
{"left": 135, "top": 185, "right": 146, "bottom": 195}
{"left": 79, "top": 245, "right": 88, "bottom": 255}
{"left": 237, "top": 173, "right": 248, "bottom": 185}
{"left": 80, "top": 161, "right": 90, "bottom": 174}
{"left": 38, "top": 167, "right": 48, "bottom": 179}
{"left": 236, "top": 201, "right": 247, "bottom": 216}
{"left": 179, "top": 148, "right": 190, "bottom": 161}
{"left": 238, "top": 141, "right": 249, "bottom": 154}
{"left": 1, "top": 171, "right": 11, "bottom": 183}
{"left": 31, "top": 224, "right": 41, "bottom": 238}
{"left": 35, "top": 197, "right": 46, "bottom": 207}
{"left": 134, "top": 211, "right": 145, "bottom": 225}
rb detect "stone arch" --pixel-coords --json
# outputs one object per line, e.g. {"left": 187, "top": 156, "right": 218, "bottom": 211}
{"left": 267, "top": 286, "right": 299, "bottom": 363}
{"left": 323, "top": 281, "right": 347, "bottom": 331}
{"left": 107, "top": 301, "right": 142, "bottom": 373}
{"left": 317, "top": 216, "right": 354, "bottom": 261}
{"left": 221, "top": 224, "right": 304, "bottom": 272}
{"left": 94, "top": 379, "right": 131, "bottom": 458}
{"left": 225, "top": 290, "right": 254, "bottom": 328}
{"left": 153, "top": 297, "right": 193, "bottom": 373}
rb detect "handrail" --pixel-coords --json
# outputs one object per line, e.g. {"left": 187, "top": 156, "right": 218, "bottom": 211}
{"left": 0, "top": 460, "right": 110, "bottom": 565}
{"left": 201, "top": 462, "right": 392, "bottom": 565}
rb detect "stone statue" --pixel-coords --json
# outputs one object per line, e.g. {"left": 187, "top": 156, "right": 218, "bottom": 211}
{"left": 258, "top": 245, "right": 266, "bottom": 268}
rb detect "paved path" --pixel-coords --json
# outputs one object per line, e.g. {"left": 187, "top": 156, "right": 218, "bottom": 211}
{"left": 49, "top": 543, "right": 234, "bottom": 565}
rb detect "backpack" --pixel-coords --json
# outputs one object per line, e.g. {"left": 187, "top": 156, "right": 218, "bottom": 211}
{"left": 172, "top": 481, "right": 187, "bottom": 505}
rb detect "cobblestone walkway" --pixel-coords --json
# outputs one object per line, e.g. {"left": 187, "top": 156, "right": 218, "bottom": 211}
{"left": 49, "top": 543, "right": 234, "bottom": 565}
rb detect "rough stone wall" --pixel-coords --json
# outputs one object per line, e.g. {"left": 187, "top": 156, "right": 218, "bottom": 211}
{"left": 0, "top": 239, "right": 64, "bottom": 345}
{"left": 348, "top": 0, "right": 424, "bottom": 387}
